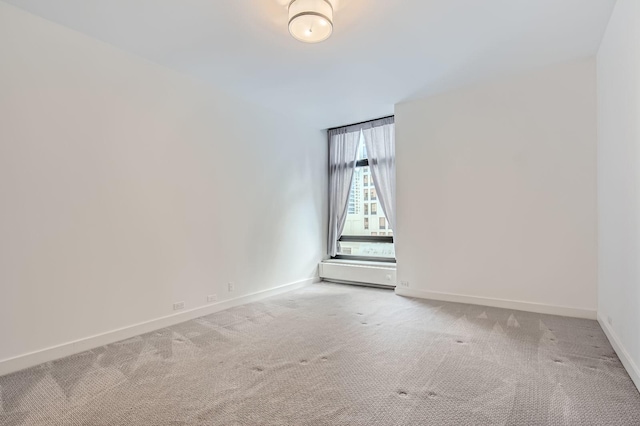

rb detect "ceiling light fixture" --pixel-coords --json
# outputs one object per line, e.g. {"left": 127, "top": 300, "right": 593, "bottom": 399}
{"left": 288, "top": 0, "right": 333, "bottom": 43}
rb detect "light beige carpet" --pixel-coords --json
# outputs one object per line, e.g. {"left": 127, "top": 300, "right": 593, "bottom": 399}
{"left": 1, "top": 283, "right": 639, "bottom": 425}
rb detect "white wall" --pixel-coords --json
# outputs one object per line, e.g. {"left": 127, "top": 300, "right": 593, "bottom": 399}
{"left": 395, "top": 59, "right": 598, "bottom": 318}
{"left": 0, "top": 3, "right": 327, "bottom": 367}
{"left": 597, "top": 0, "right": 640, "bottom": 388}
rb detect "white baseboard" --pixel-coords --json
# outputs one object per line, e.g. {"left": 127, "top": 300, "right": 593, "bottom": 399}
{"left": 0, "top": 277, "right": 318, "bottom": 377}
{"left": 598, "top": 314, "right": 640, "bottom": 392}
{"left": 394, "top": 287, "right": 597, "bottom": 320}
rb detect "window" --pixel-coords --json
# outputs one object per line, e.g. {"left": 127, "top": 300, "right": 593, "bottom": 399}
{"left": 347, "top": 169, "right": 361, "bottom": 214}
{"left": 338, "top": 129, "right": 394, "bottom": 261}
{"left": 347, "top": 192, "right": 356, "bottom": 214}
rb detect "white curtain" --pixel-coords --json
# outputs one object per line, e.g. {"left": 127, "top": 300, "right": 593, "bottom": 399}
{"left": 362, "top": 118, "right": 396, "bottom": 232}
{"left": 328, "top": 128, "right": 360, "bottom": 257}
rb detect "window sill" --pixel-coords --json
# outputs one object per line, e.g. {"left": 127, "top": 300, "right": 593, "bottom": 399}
{"left": 322, "top": 258, "right": 396, "bottom": 269}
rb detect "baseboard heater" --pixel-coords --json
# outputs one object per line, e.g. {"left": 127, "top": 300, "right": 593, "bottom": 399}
{"left": 319, "top": 261, "right": 396, "bottom": 288}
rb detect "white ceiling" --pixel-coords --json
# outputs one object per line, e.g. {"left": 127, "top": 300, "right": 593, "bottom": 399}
{"left": 5, "top": 0, "right": 616, "bottom": 129}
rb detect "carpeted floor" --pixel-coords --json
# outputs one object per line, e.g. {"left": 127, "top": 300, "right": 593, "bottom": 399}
{"left": 1, "top": 283, "right": 639, "bottom": 425}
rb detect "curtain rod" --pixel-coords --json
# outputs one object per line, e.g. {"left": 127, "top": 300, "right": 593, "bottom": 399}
{"left": 326, "top": 115, "right": 394, "bottom": 132}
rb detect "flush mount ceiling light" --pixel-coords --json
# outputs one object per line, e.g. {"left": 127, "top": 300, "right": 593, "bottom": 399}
{"left": 288, "top": 0, "right": 333, "bottom": 43}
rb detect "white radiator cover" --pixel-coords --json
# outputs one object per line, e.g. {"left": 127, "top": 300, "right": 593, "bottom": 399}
{"left": 319, "top": 261, "right": 396, "bottom": 287}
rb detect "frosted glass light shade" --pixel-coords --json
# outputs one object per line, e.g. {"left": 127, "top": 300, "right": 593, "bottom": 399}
{"left": 288, "top": 0, "right": 333, "bottom": 43}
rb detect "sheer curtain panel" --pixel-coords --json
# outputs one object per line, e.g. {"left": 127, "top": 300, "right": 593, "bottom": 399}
{"left": 362, "top": 118, "right": 396, "bottom": 232}
{"left": 327, "top": 128, "right": 360, "bottom": 256}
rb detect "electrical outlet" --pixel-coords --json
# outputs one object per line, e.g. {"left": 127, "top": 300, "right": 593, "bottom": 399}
{"left": 227, "top": 282, "right": 235, "bottom": 292}
{"left": 607, "top": 315, "right": 613, "bottom": 326}
{"left": 207, "top": 294, "right": 217, "bottom": 303}
{"left": 173, "top": 301, "right": 185, "bottom": 311}
{"left": 400, "top": 281, "right": 410, "bottom": 288}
